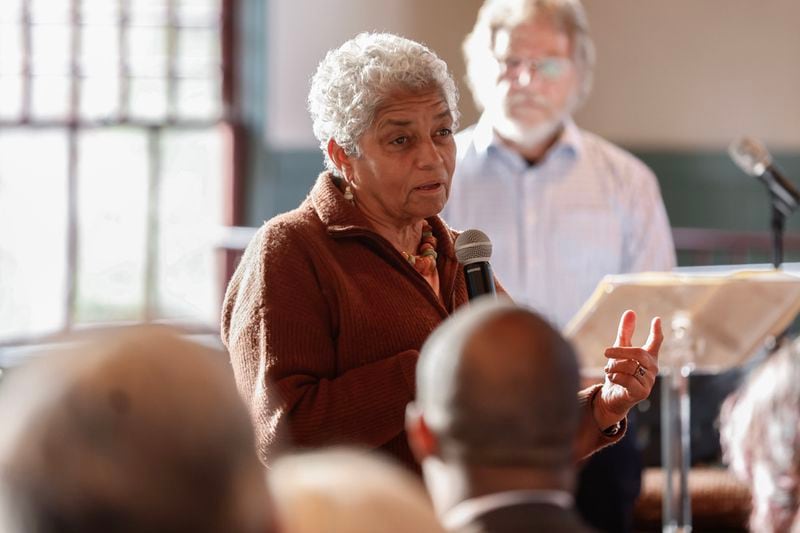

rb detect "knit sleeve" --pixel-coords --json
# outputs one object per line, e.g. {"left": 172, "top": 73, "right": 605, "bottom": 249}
{"left": 222, "top": 221, "right": 418, "bottom": 463}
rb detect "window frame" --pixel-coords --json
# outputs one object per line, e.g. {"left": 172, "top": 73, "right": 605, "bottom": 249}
{"left": 0, "top": 0, "right": 244, "bottom": 348}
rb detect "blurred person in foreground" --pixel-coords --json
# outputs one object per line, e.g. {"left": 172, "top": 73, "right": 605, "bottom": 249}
{"left": 443, "top": 2, "right": 676, "bottom": 529}
{"left": 221, "top": 31, "right": 663, "bottom": 471}
{"left": 0, "top": 327, "right": 274, "bottom": 533}
{"left": 407, "top": 298, "right": 661, "bottom": 532}
{"left": 720, "top": 340, "right": 800, "bottom": 533}
{"left": 269, "top": 448, "right": 445, "bottom": 533}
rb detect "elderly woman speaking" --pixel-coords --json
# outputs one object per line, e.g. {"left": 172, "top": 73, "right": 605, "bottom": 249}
{"left": 221, "top": 32, "right": 661, "bottom": 469}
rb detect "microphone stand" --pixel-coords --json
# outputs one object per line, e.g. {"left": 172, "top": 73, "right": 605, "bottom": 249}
{"left": 769, "top": 193, "right": 791, "bottom": 269}
{"left": 661, "top": 313, "right": 695, "bottom": 533}
{"left": 771, "top": 203, "right": 784, "bottom": 268}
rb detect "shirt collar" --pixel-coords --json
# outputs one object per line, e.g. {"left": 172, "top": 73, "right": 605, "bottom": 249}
{"left": 473, "top": 112, "right": 583, "bottom": 164}
{"left": 559, "top": 118, "right": 584, "bottom": 158}
{"left": 442, "top": 489, "right": 574, "bottom": 531}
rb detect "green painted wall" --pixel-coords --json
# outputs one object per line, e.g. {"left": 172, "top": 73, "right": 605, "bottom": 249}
{"left": 242, "top": 145, "right": 800, "bottom": 265}
{"left": 245, "top": 149, "right": 323, "bottom": 225}
{"left": 637, "top": 150, "right": 800, "bottom": 265}
{"left": 636, "top": 150, "right": 800, "bottom": 232}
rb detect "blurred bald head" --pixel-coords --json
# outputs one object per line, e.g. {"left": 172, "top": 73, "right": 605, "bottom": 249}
{"left": 0, "top": 327, "right": 272, "bottom": 533}
{"left": 416, "top": 298, "right": 580, "bottom": 469}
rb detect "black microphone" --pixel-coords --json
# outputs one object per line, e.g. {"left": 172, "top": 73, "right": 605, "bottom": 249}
{"left": 454, "top": 229, "right": 496, "bottom": 300}
{"left": 729, "top": 136, "right": 800, "bottom": 215}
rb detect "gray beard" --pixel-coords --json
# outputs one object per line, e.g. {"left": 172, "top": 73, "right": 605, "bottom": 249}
{"left": 488, "top": 89, "right": 579, "bottom": 151}
{"left": 492, "top": 114, "right": 564, "bottom": 150}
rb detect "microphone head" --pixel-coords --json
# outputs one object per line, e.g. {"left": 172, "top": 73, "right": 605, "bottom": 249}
{"left": 729, "top": 136, "right": 772, "bottom": 176}
{"left": 455, "top": 229, "right": 492, "bottom": 265}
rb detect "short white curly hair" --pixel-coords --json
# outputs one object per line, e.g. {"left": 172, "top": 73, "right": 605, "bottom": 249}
{"left": 463, "top": 0, "right": 595, "bottom": 112}
{"left": 308, "top": 32, "right": 460, "bottom": 176}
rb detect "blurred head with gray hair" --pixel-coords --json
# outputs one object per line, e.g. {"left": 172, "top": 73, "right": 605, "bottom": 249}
{"left": 721, "top": 341, "right": 800, "bottom": 533}
{"left": 0, "top": 327, "right": 274, "bottom": 533}
{"left": 463, "top": 0, "right": 594, "bottom": 150}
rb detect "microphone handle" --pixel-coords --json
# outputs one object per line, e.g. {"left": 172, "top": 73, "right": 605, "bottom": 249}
{"left": 766, "top": 164, "right": 800, "bottom": 206}
{"left": 463, "top": 261, "right": 496, "bottom": 300}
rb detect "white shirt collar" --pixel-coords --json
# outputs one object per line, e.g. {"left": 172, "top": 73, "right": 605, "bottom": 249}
{"left": 441, "top": 489, "right": 574, "bottom": 531}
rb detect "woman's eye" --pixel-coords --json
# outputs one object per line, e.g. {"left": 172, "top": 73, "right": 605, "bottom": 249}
{"left": 390, "top": 136, "right": 408, "bottom": 145}
{"left": 437, "top": 128, "right": 453, "bottom": 137}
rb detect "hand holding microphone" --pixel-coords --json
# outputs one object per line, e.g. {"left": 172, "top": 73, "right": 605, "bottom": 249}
{"left": 454, "top": 229, "right": 495, "bottom": 300}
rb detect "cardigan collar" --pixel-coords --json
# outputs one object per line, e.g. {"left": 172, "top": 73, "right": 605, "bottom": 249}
{"left": 309, "top": 171, "right": 457, "bottom": 262}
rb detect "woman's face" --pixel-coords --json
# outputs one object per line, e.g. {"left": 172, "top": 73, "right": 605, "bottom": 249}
{"left": 345, "top": 88, "right": 456, "bottom": 225}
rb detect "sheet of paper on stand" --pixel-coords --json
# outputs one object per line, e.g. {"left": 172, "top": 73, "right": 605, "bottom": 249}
{"left": 564, "top": 269, "right": 800, "bottom": 375}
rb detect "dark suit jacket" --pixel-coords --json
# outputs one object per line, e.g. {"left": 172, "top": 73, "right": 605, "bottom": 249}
{"left": 454, "top": 501, "right": 597, "bottom": 533}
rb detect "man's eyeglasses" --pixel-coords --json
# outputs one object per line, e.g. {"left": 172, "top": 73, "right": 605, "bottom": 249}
{"left": 496, "top": 56, "right": 571, "bottom": 81}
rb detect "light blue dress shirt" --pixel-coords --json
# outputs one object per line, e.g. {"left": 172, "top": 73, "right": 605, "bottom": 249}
{"left": 442, "top": 114, "right": 676, "bottom": 329}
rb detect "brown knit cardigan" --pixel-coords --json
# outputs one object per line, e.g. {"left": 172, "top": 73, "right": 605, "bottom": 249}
{"left": 221, "top": 172, "right": 622, "bottom": 468}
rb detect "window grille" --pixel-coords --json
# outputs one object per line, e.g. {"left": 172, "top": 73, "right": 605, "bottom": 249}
{"left": 0, "top": 0, "right": 237, "bottom": 345}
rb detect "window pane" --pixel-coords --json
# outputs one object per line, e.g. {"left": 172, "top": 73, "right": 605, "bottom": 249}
{"left": 0, "top": 0, "right": 21, "bottom": 24}
{"left": 177, "top": 27, "right": 219, "bottom": 78}
{"left": 76, "top": 129, "right": 149, "bottom": 323}
{"left": 81, "top": 25, "right": 120, "bottom": 78}
{"left": 0, "top": 130, "right": 68, "bottom": 341}
{"left": 130, "top": 0, "right": 168, "bottom": 28}
{"left": 31, "top": 76, "right": 70, "bottom": 119}
{"left": 176, "top": 78, "right": 220, "bottom": 120}
{"left": 30, "top": 0, "right": 70, "bottom": 25}
{"left": 129, "top": 78, "right": 168, "bottom": 121}
{"left": 0, "top": 78, "right": 22, "bottom": 120}
{"left": 81, "top": 77, "right": 120, "bottom": 120}
{"left": 128, "top": 27, "right": 167, "bottom": 78}
{"left": 31, "top": 25, "right": 71, "bottom": 77}
{"left": 158, "top": 128, "right": 223, "bottom": 324}
{"left": 80, "top": 25, "right": 121, "bottom": 120}
{"left": 177, "top": 0, "right": 220, "bottom": 26}
{"left": 81, "top": 0, "right": 118, "bottom": 26}
{"left": 0, "top": 23, "right": 22, "bottom": 76}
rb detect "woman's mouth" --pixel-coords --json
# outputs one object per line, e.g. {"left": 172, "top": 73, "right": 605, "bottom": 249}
{"left": 414, "top": 183, "right": 443, "bottom": 192}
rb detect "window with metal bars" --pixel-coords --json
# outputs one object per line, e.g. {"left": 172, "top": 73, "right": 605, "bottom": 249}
{"left": 0, "top": 0, "right": 237, "bottom": 345}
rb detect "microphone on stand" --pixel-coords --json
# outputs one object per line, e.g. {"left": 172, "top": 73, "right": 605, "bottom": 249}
{"left": 454, "top": 229, "right": 496, "bottom": 300}
{"left": 728, "top": 136, "right": 800, "bottom": 267}
{"left": 728, "top": 136, "right": 800, "bottom": 215}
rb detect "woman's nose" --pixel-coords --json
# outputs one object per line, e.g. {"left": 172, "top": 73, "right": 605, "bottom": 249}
{"left": 417, "top": 138, "right": 444, "bottom": 168}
